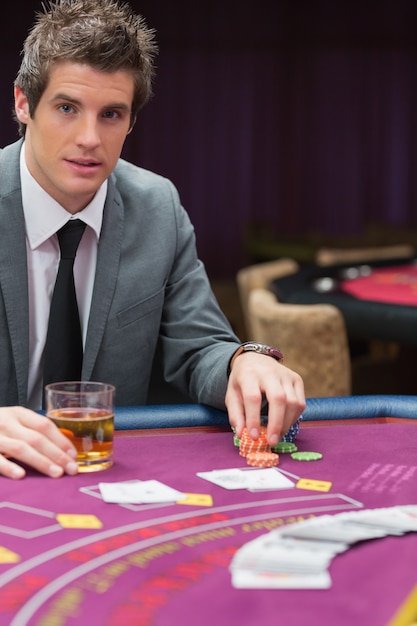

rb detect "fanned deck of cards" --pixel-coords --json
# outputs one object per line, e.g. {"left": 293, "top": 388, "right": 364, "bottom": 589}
{"left": 230, "top": 505, "right": 417, "bottom": 589}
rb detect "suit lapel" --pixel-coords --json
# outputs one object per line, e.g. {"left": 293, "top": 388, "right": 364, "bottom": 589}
{"left": 0, "top": 142, "right": 125, "bottom": 394}
{"left": 82, "top": 178, "right": 124, "bottom": 379}
{"left": 0, "top": 142, "right": 30, "bottom": 404}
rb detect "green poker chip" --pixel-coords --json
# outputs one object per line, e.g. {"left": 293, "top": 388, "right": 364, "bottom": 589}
{"left": 291, "top": 451, "right": 323, "bottom": 461}
{"left": 272, "top": 442, "right": 298, "bottom": 454}
{"left": 233, "top": 434, "right": 241, "bottom": 447}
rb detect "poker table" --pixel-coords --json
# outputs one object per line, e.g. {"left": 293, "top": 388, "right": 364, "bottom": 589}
{"left": 1, "top": 400, "right": 417, "bottom": 626}
{"left": 272, "top": 257, "right": 417, "bottom": 345}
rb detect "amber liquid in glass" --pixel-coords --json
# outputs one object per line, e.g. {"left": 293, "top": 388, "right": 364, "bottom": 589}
{"left": 48, "top": 408, "right": 113, "bottom": 472}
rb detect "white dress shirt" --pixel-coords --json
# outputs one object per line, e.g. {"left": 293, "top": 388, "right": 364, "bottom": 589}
{"left": 20, "top": 143, "right": 106, "bottom": 409}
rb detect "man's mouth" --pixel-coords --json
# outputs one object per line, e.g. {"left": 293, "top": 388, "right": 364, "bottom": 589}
{"left": 67, "top": 159, "right": 100, "bottom": 167}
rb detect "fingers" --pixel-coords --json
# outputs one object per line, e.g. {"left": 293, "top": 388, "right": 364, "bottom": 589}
{"left": 225, "top": 353, "right": 306, "bottom": 445}
{"left": 225, "top": 389, "right": 247, "bottom": 439}
{"left": 0, "top": 454, "right": 26, "bottom": 480}
{"left": 264, "top": 374, "right": 306, "bottom": 444}
{"left": 0, "top": 434, "right": 79, "bottom": 479}
{"left": 0, "top": 407, "right": 79, "bottom": 479}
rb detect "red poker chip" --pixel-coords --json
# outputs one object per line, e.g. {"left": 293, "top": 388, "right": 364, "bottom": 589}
{"left": 246, "top": 451, "right": 279, "bottom": 467}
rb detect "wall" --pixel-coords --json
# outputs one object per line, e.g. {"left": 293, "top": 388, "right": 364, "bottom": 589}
{"left": 2, "top": 0, "right": 417, "bottom": 278}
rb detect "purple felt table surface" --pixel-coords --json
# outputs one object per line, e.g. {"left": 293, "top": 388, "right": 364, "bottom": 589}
{"left": 0, "top": 422, "right": 416, "bottom": 626}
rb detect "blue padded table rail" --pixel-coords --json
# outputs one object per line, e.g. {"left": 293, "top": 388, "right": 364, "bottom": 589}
{"left": 303, "top": 394, "right": 417, "bottom": 421}
{"left": 114, "top": 395, "right": 417, "bottom": 430}
{"left": 114, "top": 404, "right": 230, "bottom": 430}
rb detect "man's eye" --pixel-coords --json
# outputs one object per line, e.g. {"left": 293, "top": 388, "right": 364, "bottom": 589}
{"left": 103, "top": 110, "right": 118, "bottom": 119}
{"left": 59, "top": 104, "right": 73, "bottom": 113}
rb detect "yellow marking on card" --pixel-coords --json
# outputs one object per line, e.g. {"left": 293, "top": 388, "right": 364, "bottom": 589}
{"left": 296, "top": 478, "right": 332, "bottom": 492}
{"left": 0, "top": 547, "right": 20, "bottom": 563}
{"left": 56, "top": 514, "right": 103, "bottom": 529}
{"left": 386, "top": 581, "right": 417, "bottom": 626}
{"left": 177, "top": 493, "right": 213, "bottom": 507}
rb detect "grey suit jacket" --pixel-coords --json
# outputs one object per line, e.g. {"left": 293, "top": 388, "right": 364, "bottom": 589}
{"left": 0, "top": 140, "right": 240, "bottom": 409}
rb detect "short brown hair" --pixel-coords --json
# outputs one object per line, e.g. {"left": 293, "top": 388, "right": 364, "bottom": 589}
{"left": 15, "top": 0, "right": 158, "bottom": 136}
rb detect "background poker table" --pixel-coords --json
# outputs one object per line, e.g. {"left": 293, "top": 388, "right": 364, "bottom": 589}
{"left": 1, "top": 402, "right": 417, "bottom": 626}
{"left": 272, "top": 257, "right": 417, "bottom": 345}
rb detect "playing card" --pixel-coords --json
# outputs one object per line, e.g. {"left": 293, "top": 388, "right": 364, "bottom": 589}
{"left": 281, "top": 515, "right": 387, "bottom": 543}
{"left": 197, "top": 468, "right": 295, "bottom": 491}
{"left": 99, "top": 480, "right": 185, "bottom": 504}
{"left": 354, "top": 506, "right": 417, "bottom": 533}
{"left": 196, "top": 469, "right": 249, "bottom": 490}
{"left": 231, "top": 569, "right": 332, "bottom": 589}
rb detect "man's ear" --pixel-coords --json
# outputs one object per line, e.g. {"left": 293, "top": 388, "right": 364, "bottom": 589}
{"left": 127, "top": 114, "right": 137, "bottom": 135}
{"left": 14, "top": 86, "right": 31, "bottom": 124}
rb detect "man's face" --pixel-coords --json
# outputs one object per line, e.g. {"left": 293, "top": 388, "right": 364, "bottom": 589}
{"left": 14, "top": 61, "right": 134, "bottom": 214}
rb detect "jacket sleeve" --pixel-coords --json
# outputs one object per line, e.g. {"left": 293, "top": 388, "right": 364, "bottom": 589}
{"left": 156, "top": 180, "right": 241, "bottom": 409}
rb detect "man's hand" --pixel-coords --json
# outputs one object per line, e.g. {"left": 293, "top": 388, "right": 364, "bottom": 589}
{"left": 225, "top": 352, "right": 306, "bottom": 446}
{"left": 0, "top": 407, "right": 79, "bottom": 479}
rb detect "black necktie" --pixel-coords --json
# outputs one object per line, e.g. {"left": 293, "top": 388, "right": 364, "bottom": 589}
{"left": 43, "top": 219, "right": 86, "bottom": 388}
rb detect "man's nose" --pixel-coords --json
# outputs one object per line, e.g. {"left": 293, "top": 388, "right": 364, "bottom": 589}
{"left": 75, "top": 117, "right": 101, "bottom": 148}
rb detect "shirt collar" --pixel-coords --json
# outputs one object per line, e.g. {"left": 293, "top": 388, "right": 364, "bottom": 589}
{"left": 20, "top": 142, "right": 107, "bottom": 250}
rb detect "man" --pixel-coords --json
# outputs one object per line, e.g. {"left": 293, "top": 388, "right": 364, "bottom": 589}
{"left": 0, "top": 0, "right": 305, "bottom": 479}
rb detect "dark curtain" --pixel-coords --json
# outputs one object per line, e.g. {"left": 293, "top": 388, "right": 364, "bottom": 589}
{"left": 2, "top": 0, "right": 417, "bottom": 278}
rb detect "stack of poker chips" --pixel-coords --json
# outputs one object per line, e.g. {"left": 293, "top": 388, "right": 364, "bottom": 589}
{"left": 238, "top": 427, "right": 279, "bottom": 467}
{"left": 233, "top": 417, "right": 301, "bottom": 467}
